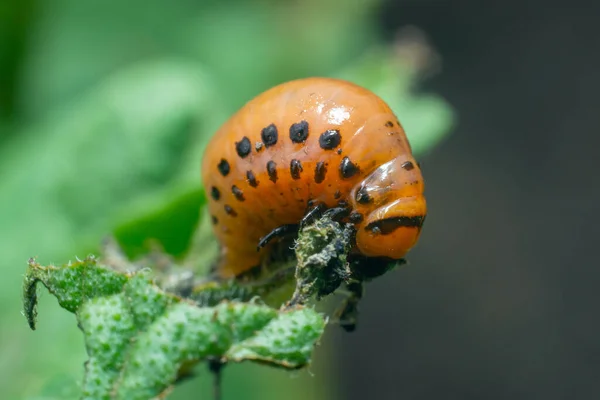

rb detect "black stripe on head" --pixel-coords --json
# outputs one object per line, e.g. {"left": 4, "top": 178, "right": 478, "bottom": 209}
{"left": 365, "top": 216, "right": 425, "bottom": 234}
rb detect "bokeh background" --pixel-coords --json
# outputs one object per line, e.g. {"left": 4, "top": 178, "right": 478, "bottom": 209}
{"left": 1, "top": 0, "right": 598, "bottom": 399}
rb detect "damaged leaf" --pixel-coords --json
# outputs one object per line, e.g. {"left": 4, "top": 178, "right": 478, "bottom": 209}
{"left": 23, "top": 257, "right": 325, "bottom": 400}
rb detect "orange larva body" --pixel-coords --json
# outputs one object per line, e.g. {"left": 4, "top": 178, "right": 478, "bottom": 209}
{"left": 201, "top": 77, "right": 426, "bottom": 278}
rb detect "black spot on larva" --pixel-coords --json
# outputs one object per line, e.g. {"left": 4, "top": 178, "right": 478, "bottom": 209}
{"left": 211, "top": 215, "right": 218, "bottom": 225}
{"left": 224, "top": 204, "right": 237, "bottom": 217}
{"left": 210, "top": 186, "right": 220, "bottom": 201}
{"left": 246, "top": 170, "right": 258, "bottom": 187}
{"left": 235, "top": 136, "right": 251, "bottom": 158}
{"left": 217, "top": 159, "right": 230, "bottom": 176}
{"left": 355, "top": 186, "right": 371, "bottom": 204}
{"left": 365, "top": 216, "right": 425, "bottom": 234}
{"left": 267, "top": 160, "right": 278, "bottom": 182}
{"left": 261, "top": 124, "right": 278, "bottom": 147}
{"left": 385, "top": 121, "right": 394, "bottom": 128}
{"left": 401, "top": 161, "right": 415, "bottom": 171}
{"left": 318, "top": 129, "right": 341, "bottom": 150}
{"left": 334, "top": 190, "right": 342, "bottom": 199}
{"left": 290, "top": 120, "right": 309, "bottom": 143}
{"left": 349, "top": 212, "right": 364, "bottom": 223}
{"left": 337, "top": 148, "right": 342, "bottom": 155}
{"left": 340, "top": 156, "right": 359, "bottom": 178}
{"left": 255, "top": 142, "right": 264, "bottom": 152}
{"left": 231, "top": 185, "right": 245, "bottom": 201}
{"left": 290, "top": 159, "right": 303, "bottom": 180}
{"left": 314, "top": 161, "right": 327, "bottom": 184}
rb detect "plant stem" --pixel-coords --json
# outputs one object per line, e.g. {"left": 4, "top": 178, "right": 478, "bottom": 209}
{"left": 208, "top": 359, "right": 224, "bottom": 400}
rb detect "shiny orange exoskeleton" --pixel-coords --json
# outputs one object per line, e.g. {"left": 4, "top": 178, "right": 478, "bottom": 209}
{"left": 201, "top": 77, "right": 426, "bottom": 278}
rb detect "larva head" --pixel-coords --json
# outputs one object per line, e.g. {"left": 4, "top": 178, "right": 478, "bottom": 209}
{"left": 349, "top": 156, "right": 426, "bottom": 260}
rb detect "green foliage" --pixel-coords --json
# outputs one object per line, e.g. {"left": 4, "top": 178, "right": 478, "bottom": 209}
{"left": 24, "top": 258, "right": 129, "bottom": 321}
{"left": 113, "top": 188, "right": 206, "bottom": 260}
{"left": 0, "top": 59, "right": 220, "bottom": 265}
{"left": 24, "top": 257, "right": 325, "bottom": 399}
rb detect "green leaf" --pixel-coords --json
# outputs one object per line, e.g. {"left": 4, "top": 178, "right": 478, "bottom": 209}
{"left": 23, "top": 257, "right": 326, "bottom": 400}
{"left": 112, "top": 188, "right": 207, "bottom": 261}
{"left": 23, "top": 257, "right": 129, "bottom": 323}
{"left": 0, "top": 59, "right": 223, "bottom": 262}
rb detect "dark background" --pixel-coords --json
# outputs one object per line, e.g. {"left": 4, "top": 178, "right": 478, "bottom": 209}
{"left": 337, "top": 1, "right": 600, "bottom": 399}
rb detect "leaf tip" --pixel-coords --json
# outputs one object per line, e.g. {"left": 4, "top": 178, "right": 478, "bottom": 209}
{"left": 22, "top": 259, "right": 41, "bottom": 330}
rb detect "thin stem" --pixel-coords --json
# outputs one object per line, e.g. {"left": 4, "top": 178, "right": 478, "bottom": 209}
{"left": 284, "top": 289, "right": 306, "bottom": 310}
{"left": 208, "top": 359, "right": 224, "bottom": 400}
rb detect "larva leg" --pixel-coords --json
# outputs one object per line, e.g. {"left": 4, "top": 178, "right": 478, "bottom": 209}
{"left": 299, "top": 203, "right": 326, "bottom": 229}
{"left": 322, "top": 206, "right": 350, "bottom": 222}
{"left": 300, "top": 204, "right": 349, "bottom": 230}
{"left": 257, "top": 224, "right": 299, "bottom": 250}
{"left": 334, "top": 280, "right": 364, "bottom": 332}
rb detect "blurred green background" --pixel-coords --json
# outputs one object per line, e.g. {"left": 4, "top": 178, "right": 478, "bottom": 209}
{"left": 0, "top": 0, "right": 453, "bottom": 399}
